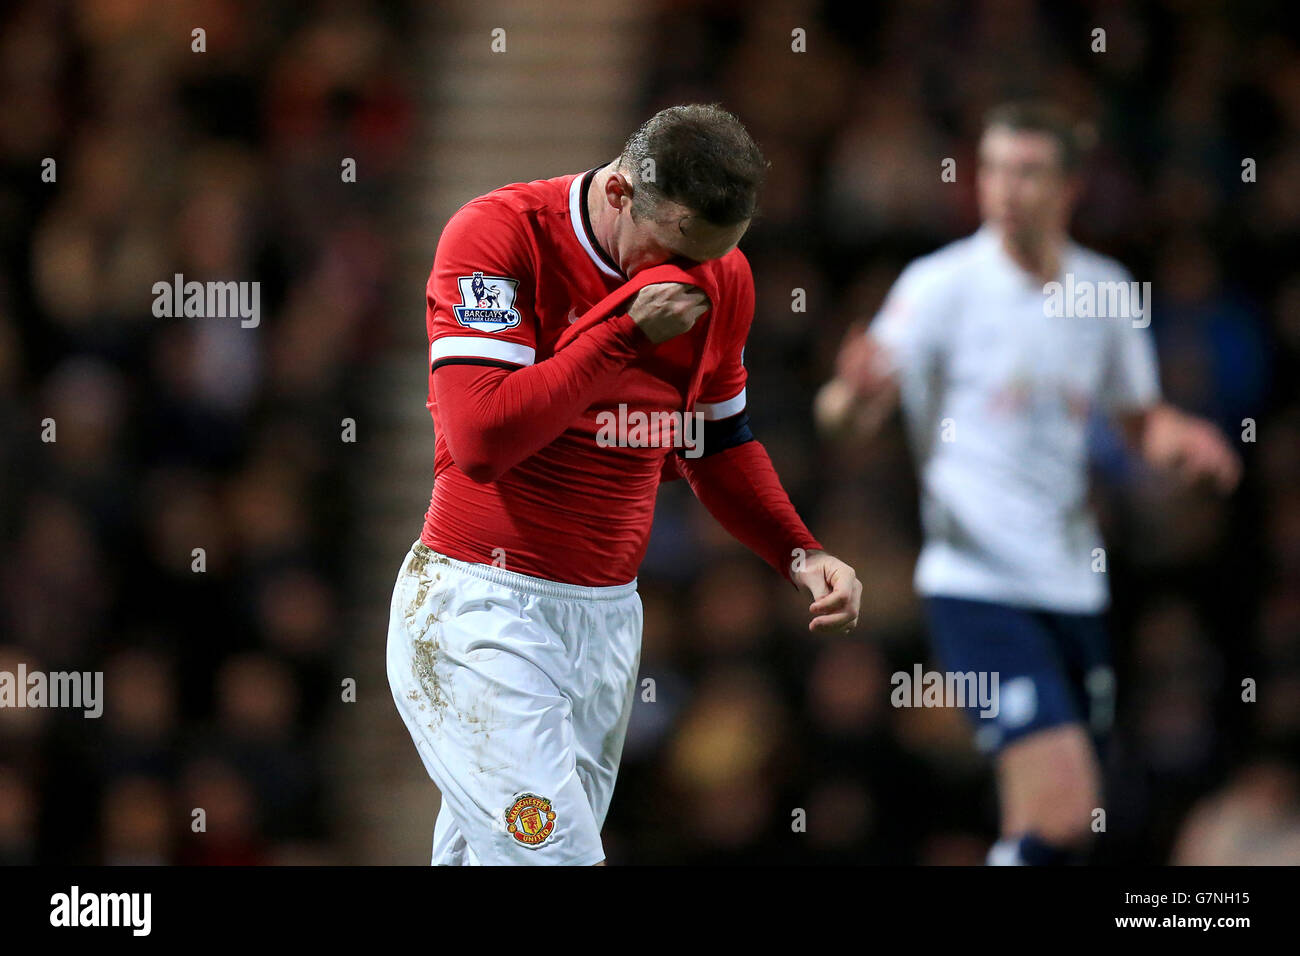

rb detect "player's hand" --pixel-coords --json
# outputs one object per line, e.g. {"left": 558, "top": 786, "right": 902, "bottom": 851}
{"left": 835, "top": 325, "right": 892, "bottom": 401}
{"left": 791, "top": 549, "right": 863, "bottom": 634}
{"left": 629, "top": 282, "right": 710, "bottom": 343}
{"left": 815, "top": 325, "right": 899, "bottom": 438}
{"left": 1143, "top": 405, "right": 1242, "bottom": 494}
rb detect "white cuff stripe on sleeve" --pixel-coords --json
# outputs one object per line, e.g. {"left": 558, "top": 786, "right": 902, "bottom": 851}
{"left": 430, "top": 336, "right": 536, "bottom": 367}
{"left": 697, "top": 388, "right": 747, "bottom": 420}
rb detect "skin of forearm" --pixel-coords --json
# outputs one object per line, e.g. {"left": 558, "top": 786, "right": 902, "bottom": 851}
{"left": 815, "top": 376, "right": 898, "bottom": 441}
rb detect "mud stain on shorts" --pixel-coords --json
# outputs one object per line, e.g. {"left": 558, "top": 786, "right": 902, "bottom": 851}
{"left": 412, "top": 633, "right": 447, "bottom": 727}
{"left": 461, "top": 680, "right": 495, "bottom": 738}
{"left": 402, "top": 546, "right": 448, "bottom": 630}
{"left": 409, "top": 584, "right": 454, "bottom": 729}
{"left": 403, "top": 579, "right": 431, "bottom": 632}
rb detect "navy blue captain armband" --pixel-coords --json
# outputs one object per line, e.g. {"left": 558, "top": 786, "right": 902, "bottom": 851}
{"left": 679, "top": 410, "right": 754, "bottom": 459}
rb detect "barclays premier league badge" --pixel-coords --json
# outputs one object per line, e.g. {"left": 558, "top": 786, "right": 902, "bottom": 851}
{"left": 453, "top": 271, "right": 522, "bottom": 332}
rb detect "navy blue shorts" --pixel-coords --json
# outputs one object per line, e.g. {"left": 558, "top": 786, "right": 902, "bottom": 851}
{"left": 922, "top": 595, "right": 1115, "bottom": 755}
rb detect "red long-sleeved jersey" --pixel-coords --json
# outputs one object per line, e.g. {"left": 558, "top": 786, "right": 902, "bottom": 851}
{"left": 421, "top": 163, "right": 820, "bottom": 586}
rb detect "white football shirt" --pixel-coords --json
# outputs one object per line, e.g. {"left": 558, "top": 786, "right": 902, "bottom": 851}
{"left": 869, "top": 225, "right": 1160, "bottom": 612}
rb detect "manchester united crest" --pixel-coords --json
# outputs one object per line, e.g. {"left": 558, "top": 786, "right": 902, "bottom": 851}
{"left": 505, "top": 793, "right": 557, "bottom": 847}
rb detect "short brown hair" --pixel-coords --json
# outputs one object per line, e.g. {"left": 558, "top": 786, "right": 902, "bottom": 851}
{"left": 618, "top": 103, "right": 768, "bottom": 227}
{"left": 982, "top": 101, "right": 1096, "bottom": 172}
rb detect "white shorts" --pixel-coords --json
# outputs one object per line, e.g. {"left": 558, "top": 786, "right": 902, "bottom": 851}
{"left": 386, "top": 541, "right": 643, "bottom": 865}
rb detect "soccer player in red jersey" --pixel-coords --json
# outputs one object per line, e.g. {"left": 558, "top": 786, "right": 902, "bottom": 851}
{"left": 386, "top": 104, "right": 861, "bottom": 865}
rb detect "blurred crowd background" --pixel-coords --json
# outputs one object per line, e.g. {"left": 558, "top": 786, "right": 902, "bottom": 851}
{"left": 0, "top": 0, "right": 413, "bottom": 863}
{"left": 2, "top": 0, "right": 1297, "bottom": 865}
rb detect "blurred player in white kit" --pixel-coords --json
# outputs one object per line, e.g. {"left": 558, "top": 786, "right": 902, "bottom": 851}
{"left": 817, "top": 102, "right": 1241, "bottom": 865}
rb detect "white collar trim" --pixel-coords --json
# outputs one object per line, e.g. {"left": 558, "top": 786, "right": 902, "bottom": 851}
{"left": 569, "top": 169, "right": 624, "bottom": 280}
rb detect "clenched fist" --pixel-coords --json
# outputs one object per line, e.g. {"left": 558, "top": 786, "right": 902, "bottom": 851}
{"left": 628, "top": 282, "right": 711, "bottom": 343}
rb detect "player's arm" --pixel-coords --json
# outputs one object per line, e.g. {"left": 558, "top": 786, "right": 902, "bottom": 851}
{"left": 1117, "top": 402, "right": 1241, "bottom": 493}
{"left": 814, "top": 323, "right": 900, "bottom": 440}
{"left": 1100, "top": 276, "right": 1241, "bottom": 494}
{"left": 429, "top": 202, "right": 707, "bottom": 483}
{"left": 674, "top": 431, "right": 863, "bottom": 632}
{"left": 435, "top": 319, "right": 648, "bottom": 483}
{"left": 815, "top": 261, "right": 942, "bottom": 442}
{"left": 674, "top": 257, "right": 862, "bottom": 634}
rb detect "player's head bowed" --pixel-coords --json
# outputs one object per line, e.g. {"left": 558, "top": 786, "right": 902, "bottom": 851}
{"left": 594, "top": 104, "right": 769, "bottom": 274}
